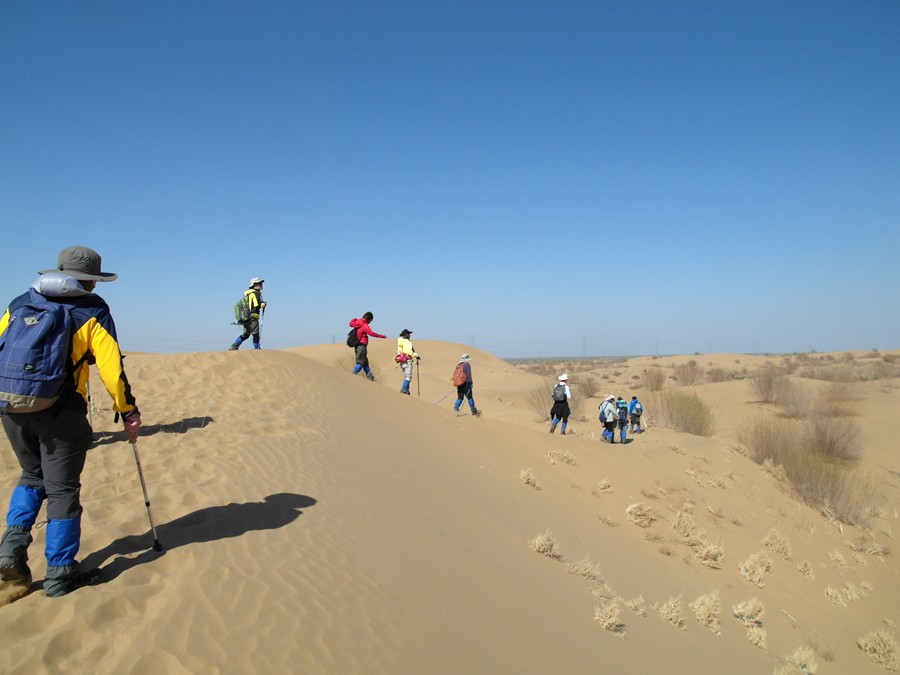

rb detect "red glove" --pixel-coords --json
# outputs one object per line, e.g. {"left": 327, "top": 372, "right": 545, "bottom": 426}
{"left": 123, "top": 410, "right": 142, "bottom": 442}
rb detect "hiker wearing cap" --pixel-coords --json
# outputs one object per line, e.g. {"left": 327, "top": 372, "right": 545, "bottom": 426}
{"left": 229, "top": 278, "right": 266, "bottom": 350}
{"left": 349, "top": 312, "right": 386, "bottom": 381}
{"left": 628, "top": 396, "right": 644, "bottom": 433}
{"left": 598, "top": 395, "right": 618, "bottom": 443}
{"left": 549, "top": 374, "right": 572, "bottom": 434}
{"left": 0, "top": 246, "right": 141, "bottom": 597}
{"left": 452, "top": 354, "right": 480, "bottom": 416}
{"left": 616, "top": 396, "right": 629, "bottom": 443}
{"left": 395, "top": 329, "right": 419, "bottom": 395}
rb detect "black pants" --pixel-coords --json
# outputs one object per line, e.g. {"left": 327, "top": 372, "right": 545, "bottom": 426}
{"left": 2, "top": 404, "right": 92, "bottom": 520}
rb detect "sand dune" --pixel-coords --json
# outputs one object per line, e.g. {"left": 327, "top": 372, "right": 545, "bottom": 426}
{"left": 0, "top": 343, "right": 897, "bottom": 673}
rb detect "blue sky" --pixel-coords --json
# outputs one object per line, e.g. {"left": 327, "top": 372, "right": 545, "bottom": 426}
{"left": 2, "top": 1, "right": 897, "bottom": 357}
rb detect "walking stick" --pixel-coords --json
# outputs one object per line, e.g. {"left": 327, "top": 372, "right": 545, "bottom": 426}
{"left": 416, "top": 358, "right": 421, "bottom": 397}
{"left": 435, "top": 389, "right": 455, "bottom": 405}
{"left": 130, "top": 440, "right": 163, "bottom": 551}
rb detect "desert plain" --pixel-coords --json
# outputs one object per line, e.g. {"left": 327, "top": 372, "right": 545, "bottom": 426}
{"left": 0, "top": 341, "right": 898, "bottom": 674}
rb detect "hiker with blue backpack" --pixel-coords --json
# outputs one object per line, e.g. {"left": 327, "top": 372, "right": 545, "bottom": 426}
{"left": 549, "top": 374, "right": 571, "bottom": 435}
{"left": 229, "top": 277, "right": 266, "bottom": 350}
{"left": 628, "top": 396, "right": 644, "bottom": 433}
{"left": 0, "top": 246, "right": 141, "bottom": 597}
{"left": 598, "top": 395, "right": 618, "bottom": 443}
{"left": 616, "top": 396, "right": 629, "bottom": 443}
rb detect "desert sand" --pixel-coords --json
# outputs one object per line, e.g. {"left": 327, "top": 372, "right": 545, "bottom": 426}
{"left": 0, "top": 341, "right": 897, "bottom": 674}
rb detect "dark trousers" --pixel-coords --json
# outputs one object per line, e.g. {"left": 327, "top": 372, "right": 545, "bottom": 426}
{"left": 2, "top": 405, "right": 92, "bottom": 520}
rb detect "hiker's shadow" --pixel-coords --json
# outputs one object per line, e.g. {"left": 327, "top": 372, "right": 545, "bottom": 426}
{"left": 92, "top": 416, "right": 215, "bottom": 447}
{"left": 81, "top": 493, "right": 316, "bottom": 583}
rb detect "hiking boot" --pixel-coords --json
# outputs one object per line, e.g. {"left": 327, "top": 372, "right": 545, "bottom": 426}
{"left": 228, "top": 343, "right": 240, "bottom": 351}
{"left": 472, "top": 409, "right": 480, "bottom": 417}
{"left": 561, "top": 429, "right": 566, "bottom": 435}
{"left": 454, "top": 405, "right": 460, "bottom": 413}
{"left": 0, "top": 556, "right": 32, "bottom": 586}
{"left": 366, "top": 373, "right": 376, "bottom": 382}
{"left": 44, "top": 565, "right": 101, "bottom": 598}
{"left": 549, "top": 425, "right": 556, "bottom": 433}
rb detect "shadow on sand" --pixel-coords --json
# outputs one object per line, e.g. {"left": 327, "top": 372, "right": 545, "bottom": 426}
{"left": 91, "top": 416, "right": 215, "bottom": 447}
{"left": 80, "top": 493, "right": 317, "bottom": 584}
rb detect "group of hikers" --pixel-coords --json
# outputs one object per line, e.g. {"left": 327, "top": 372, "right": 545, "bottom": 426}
{"left": 550, "top": 374, "right": 644, "bottom": 443}
{"left": 226, "top": 280, "right": 646, "bottom": 439}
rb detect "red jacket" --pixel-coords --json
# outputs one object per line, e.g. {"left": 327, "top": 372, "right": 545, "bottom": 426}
{"left": 349, "top": 318, "right": 385, "bottom": 345}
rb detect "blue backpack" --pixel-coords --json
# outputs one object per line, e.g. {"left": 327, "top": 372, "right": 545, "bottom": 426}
{"left": 0, "top": 289, "right": 76, "bottom": 413}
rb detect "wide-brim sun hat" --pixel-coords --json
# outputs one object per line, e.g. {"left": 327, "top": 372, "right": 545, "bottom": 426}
{"left": 559, "top": 374, "right": 568, "bottom": 381}
{"left": 459, "top": 353, "right": 470, "bottom": 362}
{"left": 40, "top": 246, "right": 117, "bottom": 282}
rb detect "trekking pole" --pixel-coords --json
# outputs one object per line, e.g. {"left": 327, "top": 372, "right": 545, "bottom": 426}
{"left": 130, "top": 440, "right": 163, "bottom": 552}
{"left": 435, "top": 389, "right": 455, "bottom": 405}
{"left": 416, "top": 358, "right": 421, "bottom": 397}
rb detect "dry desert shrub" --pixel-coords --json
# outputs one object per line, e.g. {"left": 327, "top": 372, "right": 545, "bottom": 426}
{"left": 642, "top": 367, "right": 666, "bottom": 391}
{"left": 694, "top": 541, "right": 725, "bottom": 569}
{"left": 526, "top": 381, "right": 554, "bottom": 421}
{"left": 566, "top": 555, "right": 602, "bottom": 583}
{"left": 519, "top": 468, "right": 540, "bottom": 490}
{"left": 529, "top": 530, "right": 561, "bottom": 559}
{"left": 825, "top": 586, "right": 847, "bottom": 607}
{"left": 574, "top": 373, "right": 601, "bottom": 399}
{"left": 806, "top": 413, "right": 863, "bottom": 463}
{"left": 761, "top": 529, "right": 793, "bottom": 561}
{"left": 778, "top": 381, "right": 812, "bottom": 418}
{"left": 594, "top": 598, "right": 626, "bottom": 638}
{"left": 706, "top": 367, "right": 730, "bottom": 383}
{"left": 746, "top": 626, "right": 767, "bottom": 650}
{"left": 591, "top": 477, "right": 612, "bottom": 496}
{"left": 749, "top": 367, "right": 790, "bottom": 404}
{"left": 625, "top": 502, "right": 656, "bottom": 528}
{"left": 644, "top": 390, "right": 714, "bottom": 436}
{"left": 673, "top": 360, "right": 704, "bottom": 385}
{"left": 732, "top": 597, "right": 765, "bottom": 626}
{"left": 740, "top": 417, "right": 879, "bottom": 526}
{"left": 785, "top": 645, "right": 818, "bottom": 673}
{"left": 829, "top": 549, "right": 848, "bottom": 567}
{"left": 739, "top": 551, "right": 773, "bottom": 588}
{"left": 671, "top": 511, "right": 696, "bottom": 538}
{"left": 815, "top": 382, "right": 858, "bottom": 416}
{"left": 546, "top": 449, "right": 576, "bottom": 466}
{"left": 596, "top": 513, "right": 617, "bottom": 527}
{"left": 796, "top": 560, "right": 815, "bottom": 580}
{"left": 625, "top": 596, "right": 647, "bottom": 616}
{"left": 657, "top": 594, "right": 686, "bottom": 629}
{"left": 689, "top": 590, "right": 721, "bottom": 634}
{"left": 858, "top": 630, "right": 900, "bottom": 671}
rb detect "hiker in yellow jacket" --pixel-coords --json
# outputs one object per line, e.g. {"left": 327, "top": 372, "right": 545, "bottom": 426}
{"left": 395, "top": 329, "right": 419, "bottom": 395}
{"left": 229, "top": 278, "right": 266, "bottom": 350}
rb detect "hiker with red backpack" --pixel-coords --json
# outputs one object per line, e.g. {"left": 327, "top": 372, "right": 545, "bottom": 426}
{"left": 348, "top": 312, "right": 386, "bottom": 381}
{"left": 451, "top": 354, "right": 480, "bottom": 416}
{"left": 395, "top": 329, "right": 419, "bottom": 395}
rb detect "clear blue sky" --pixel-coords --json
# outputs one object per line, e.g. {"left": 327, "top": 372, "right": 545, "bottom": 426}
{"left": 2, "top": 1, "right": 898, "bottom": 357}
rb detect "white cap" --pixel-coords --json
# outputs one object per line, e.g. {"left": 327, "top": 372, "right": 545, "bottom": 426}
{"left": 250, "top": 277, "right": 265, "bottom": 286}
{"left": 559, "top": 373, "right": 568, "bottom": 381}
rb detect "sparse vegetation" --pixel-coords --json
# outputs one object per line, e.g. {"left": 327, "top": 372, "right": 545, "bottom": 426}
{"left": 644, "top": 390, "right": 714, "bottom": 436}
{"left": 739, "top": 551, "right": 773, "bottom": 588}
{"left": 625, "top": 502, "right": 656, "bottom": 528}
{"left": 740, "top": 416, "right": 879, "bottom": 526}
{"left": 689, "top": 590, "right": 721, "bottom": 634}
{"left": 594, "top": 599, "right": 626, "bottom": 638}
{"left": 761, "top": 529, "right": 793, "bottom": 561}
{"left": 858, "top": 629, "right": 900, "bottom": 671}
{"left": 526, "top": 381, "right": 553, "bottom": 421}
{"left": 657, "top": 594, "right": 686, "bottom": 629}
{"left": 733, "top": 597, "right": 764, "bottom": 626}
{"left": 749, "top": 367, "right": 789, "bottom": 404}
{"left": 643, "top": 367, "right": 666, "bottom": 391}
{"left": 519, "top": 468, "right": 540, "bottom": 490}
{"left": 529, "top": 530, "right": 561, "bottom": 559}
{"left": 673, "top": 360, "right": 704, "bottom": 386}
{"left": 566, "top": 555, "right": 603, "bottom": 583}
